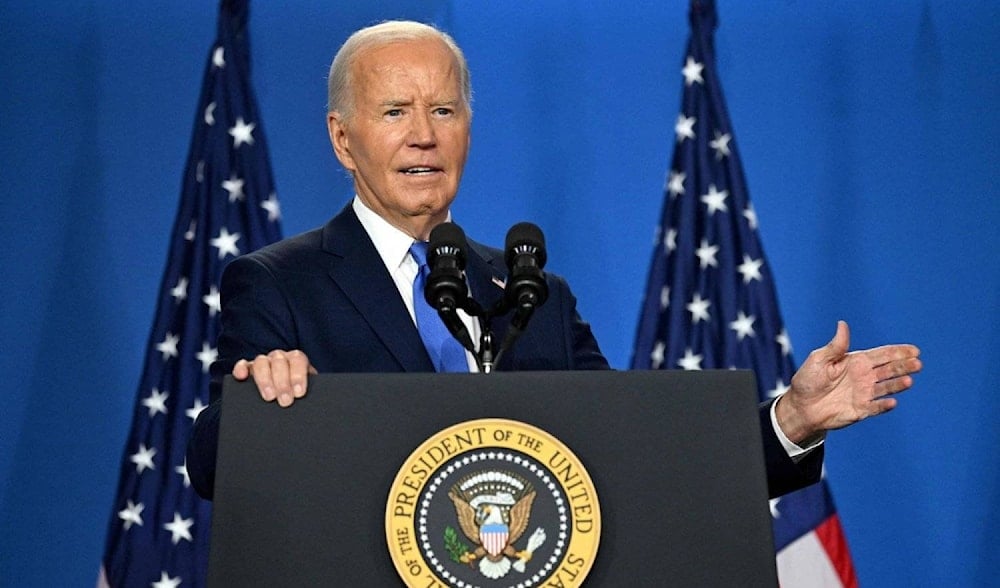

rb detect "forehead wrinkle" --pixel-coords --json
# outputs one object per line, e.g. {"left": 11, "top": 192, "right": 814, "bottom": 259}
{"left": 362, "top": 49, "right": 460, "bottom": 83}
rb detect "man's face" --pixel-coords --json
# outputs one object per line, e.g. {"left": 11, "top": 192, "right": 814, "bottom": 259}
{"left": 328, "top": 37, "right": 471, "bottom": 240}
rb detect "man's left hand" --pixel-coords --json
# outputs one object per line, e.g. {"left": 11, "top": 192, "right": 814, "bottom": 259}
{"left": 776, "top": 320, "right": 922, "bottom": 445}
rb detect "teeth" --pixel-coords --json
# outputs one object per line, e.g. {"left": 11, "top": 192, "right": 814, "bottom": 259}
{"left": 404, "top": 167, "right": 434, "bottom": 174}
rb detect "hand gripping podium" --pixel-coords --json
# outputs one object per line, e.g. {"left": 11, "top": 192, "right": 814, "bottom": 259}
{"left": 208, "top": 370, "right": 778, "bottom": 587}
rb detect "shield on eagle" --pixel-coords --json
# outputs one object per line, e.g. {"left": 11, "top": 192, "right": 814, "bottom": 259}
{"left": 479, "top": 523, "right": 509, "bottom": 558}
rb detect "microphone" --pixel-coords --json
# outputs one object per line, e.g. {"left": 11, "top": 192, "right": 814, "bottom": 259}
{"left": 504, "top": 222, "right": 549, "bottom": 327}
{"left": 426, "top": 222, "right": 475, "bottom": 351}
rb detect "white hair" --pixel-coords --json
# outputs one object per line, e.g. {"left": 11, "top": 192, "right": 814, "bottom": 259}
{"left": 326, "top": 20, "right": 472, "bottom": 119}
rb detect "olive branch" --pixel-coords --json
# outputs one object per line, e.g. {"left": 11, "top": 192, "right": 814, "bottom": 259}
{"left": 443, "top": 526, "right": 470, "bottom": 563}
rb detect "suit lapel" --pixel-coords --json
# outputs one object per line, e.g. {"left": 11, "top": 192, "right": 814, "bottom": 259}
{"left": 321, "top": 205, "right": 433, "bottom": 372}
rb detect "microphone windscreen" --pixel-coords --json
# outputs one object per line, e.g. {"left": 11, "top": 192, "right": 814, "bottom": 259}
{"left": 428, "top": 222, "right": 468, "bottom": 267}
{"left": 504, "top": 222, "right": 547, "bottom": 269}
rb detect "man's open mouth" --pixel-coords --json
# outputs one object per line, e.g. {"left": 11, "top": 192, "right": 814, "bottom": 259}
{"left": 400, "top": 166, "right": 441, "bottom": 175}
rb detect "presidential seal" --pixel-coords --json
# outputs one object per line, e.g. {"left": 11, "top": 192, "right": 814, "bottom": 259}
{"left": 386, "top": 419, "right": 600, "bottom": 587}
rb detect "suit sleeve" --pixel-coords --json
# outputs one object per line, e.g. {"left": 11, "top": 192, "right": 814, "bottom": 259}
{"left": 187, "top": 253, "right": 298, "bottom": 500}
{"left": 549, "top": 274, "right": 611, "bottom": 370}
{"left": 758, "top": 398, "right": 824, "bottom": 498}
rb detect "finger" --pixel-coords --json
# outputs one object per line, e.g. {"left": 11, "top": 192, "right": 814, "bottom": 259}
{"left": 872, "top": 356, "right": 923, "bottom": 383}
{"left": 286, "top": 350, "right": 311, "bottom": 399}
{"left": 860, "top": 344, "right": 921, "bottom": 368}
{"left": 835, "top": 320, "right": 850, "bottom": 352}
{"left": 267, "top": 350, "right": 294, "bottom": 406}
{"left": 867, "top": 396, "right": 898, "bottom": 418}
{"left": 251, "top": 355, "right": 278, "bottom": 402}
{"left": 820, "top": 320, "right": 850, "bottom": 360}
{"left": 874, "top": 374, "right": 914, "bottom": 398}
{"left": 233, "top": 359, "right": 252, "bottom": 380}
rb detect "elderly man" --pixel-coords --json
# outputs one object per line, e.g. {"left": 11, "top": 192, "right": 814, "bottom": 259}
{"left": 187, "top": 21, "right": 921, "bottom": 500}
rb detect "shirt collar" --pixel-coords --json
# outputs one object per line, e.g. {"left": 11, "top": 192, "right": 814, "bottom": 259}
{"left": 351, "top": 196, "right": 453, "bottom": 272}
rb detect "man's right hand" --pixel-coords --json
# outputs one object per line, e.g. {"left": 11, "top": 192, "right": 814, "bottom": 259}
{"left": 232, "top": 349, "right": 317, "bottom": 407}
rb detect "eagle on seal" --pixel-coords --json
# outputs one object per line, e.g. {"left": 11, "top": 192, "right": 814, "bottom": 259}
{"left": 448, "top": 472, "right": 545, "bottom": 580}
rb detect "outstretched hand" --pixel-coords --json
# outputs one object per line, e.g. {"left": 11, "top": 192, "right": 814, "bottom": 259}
{"left": 776, "top": 321, "right": 922, "bottom": 445}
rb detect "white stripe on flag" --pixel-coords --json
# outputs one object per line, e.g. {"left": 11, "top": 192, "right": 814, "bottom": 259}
{"left": 776, "top": 530, "right": 843, "bottom": 587}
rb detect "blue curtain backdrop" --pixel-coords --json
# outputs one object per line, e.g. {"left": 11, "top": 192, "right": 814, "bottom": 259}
{"left": 1, "top": 1, "right": 997, "bottom": 586}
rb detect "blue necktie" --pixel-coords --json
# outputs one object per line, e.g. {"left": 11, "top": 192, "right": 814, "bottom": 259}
{"left": 409, "top": 242, "right": 469, "bottom": 372}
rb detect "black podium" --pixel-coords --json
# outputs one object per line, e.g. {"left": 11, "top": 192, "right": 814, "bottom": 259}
{"left": 208, "top": 370, "right": 778, "bottom": 587}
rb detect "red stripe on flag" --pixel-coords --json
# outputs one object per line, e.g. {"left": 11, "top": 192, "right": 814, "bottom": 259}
{"left": 815, "top": 515, "right": 858, "bottom": 588}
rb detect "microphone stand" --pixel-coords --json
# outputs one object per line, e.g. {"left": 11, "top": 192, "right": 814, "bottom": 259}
{"left": 449, "top": 296, "right": 529, "bottom": 375}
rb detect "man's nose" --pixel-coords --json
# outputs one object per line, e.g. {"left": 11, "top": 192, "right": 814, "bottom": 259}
{"left": 407, "top": 111, "right": 436, "bottom": 147}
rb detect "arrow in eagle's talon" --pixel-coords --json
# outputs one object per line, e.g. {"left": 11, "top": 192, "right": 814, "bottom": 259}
{"left": 513, "top": 528, "right": 547, "bottom": 573}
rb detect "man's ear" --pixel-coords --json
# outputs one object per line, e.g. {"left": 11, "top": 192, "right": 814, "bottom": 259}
{"left": 327, "top": 112, "right": 355, "bottom": 171}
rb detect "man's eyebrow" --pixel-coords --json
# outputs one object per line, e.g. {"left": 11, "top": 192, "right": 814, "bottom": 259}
{"left": 379, "top": 99, "right": 413, "bottom": 108}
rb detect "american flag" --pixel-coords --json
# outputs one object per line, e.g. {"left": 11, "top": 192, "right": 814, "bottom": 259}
{"left": 99, "top": 1, "right": 281, "bottom": 586}
{"left": 631, "top": 1, "right": 858, "bottom": 585}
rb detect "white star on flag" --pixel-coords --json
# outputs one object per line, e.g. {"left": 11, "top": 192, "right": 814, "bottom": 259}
{"left": 185, "top": 219, "right": 197, "bottom": 241}
{"left": 186, "top": 397, "right": 206, "bottom": 422}
{"left": 142, "top": 388, "right": 169, "bottom": 418}
{"left": 686, "top": 293, "right": 711, "bottom": 323}
{"left": 152, "top": 571, "right": 182, "bottom": 588}
{"left": 776, "top": 329, "right": 793, "bottom": 356}
{"left": 212, "top": 46, "right": 225, "bottom": 68}
{"left": 659, "top": 285, "right": 670, "bottom": 309}
{"left": 675, "top": 114, "right": 696, "bottom": 142}
{"left": 700, "top": 184, "right": 729, "bottom": 215}
{"left": 743, "top": 204, "right": 758, "bottom": 230}
{"left": 663, "top": 228, "right": 677, "bottom": 253}
{"left": 164, "top": 512, "right": 195, "bottom": 545}
{"left": 261, "top": 192, "right": 281, "bottom": 222}
{"left": 729, "top": 311, "right": 757, "bottom": 341}
{"left": 117, "top": 500, "right": 144, "bottom": 530}
{"left": 228, "top": 117, "right": 256, "bottom": 148}
{"left": 204, "top": 101, "right": 216, "bottom": 126}
{"left": 130, "top": 444, "right": 156, "bottom": 474}
{"left": 650, "top": 341, "right": 666, "bottom": 368}
{"left": 170, "top": 277, "right": 188, "bottom": 302}
{"left": 695, "top": 238, "right": 719, "bottom": 269}
{"left": 677, "top": 348, "right": 703, "bottom": 370}
{"left": 156, "top": 332, "right": 179, "bottom": 360}
{"left": 667, "top": 170, "right": 686, "bottom": 198}
{"left": 769, "top": 498, "right": 781, "bottom": 518}
{"left": 737, "top": 254, "right": 764, "bottom": 284}
{"left": 768, "top": 379, "right": 791, "bottom": 399}
{"left": 682, "top": 56, "right": 704, "bottom": 86}
{"left": 221, "top": 174, "right": 245, "bottom": 203}
{"left": 210, "top": 227, "right": 241, "bottom": 259}
{"left": 196, "top": 342, "right": 218, "bottom": 373}
{"left": 203, "top": 285, "right": 221, "bottom": 317}
{"left": 176, "top": 460, "right": 192, "bottom": 488}
{"left": 709, "top": 131, "right": 732, "bottom": 159}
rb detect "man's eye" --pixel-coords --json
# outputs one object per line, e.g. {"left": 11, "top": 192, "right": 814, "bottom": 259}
{"left": 386, "top": 109, "right": 403, "bottom": 117}
{"left": 433, "top": 108, "right": 453, "bottom": 116}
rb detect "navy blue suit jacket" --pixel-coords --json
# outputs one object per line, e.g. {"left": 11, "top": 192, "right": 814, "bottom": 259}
{"left": 188, "top": 204, "right": 822, "bottom": 499}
